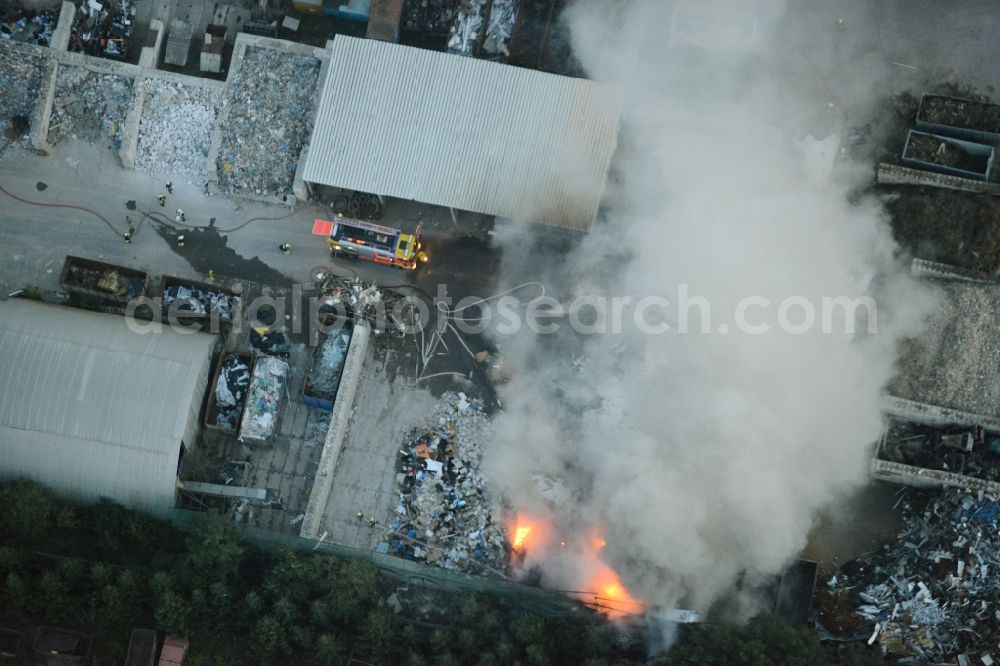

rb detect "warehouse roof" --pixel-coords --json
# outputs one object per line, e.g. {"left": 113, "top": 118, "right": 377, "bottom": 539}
{"left": 303, "top": 36, "right": 622, "bottom": 231}
{"left": 0, "top": 300, "right": 216, "bottom": 515}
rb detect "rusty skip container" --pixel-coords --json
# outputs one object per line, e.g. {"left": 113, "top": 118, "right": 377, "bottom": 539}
{"left": 917, "top": 93, "right": 1000, "bottom": 145}
{"left": 204, "top": 352, "right": 255, "bottom": 433}
{"left": 902, "top": 129, "right": 994, "bottom": 181}
{"left": 59, "top": 255, "right": 148, "bottom": 303}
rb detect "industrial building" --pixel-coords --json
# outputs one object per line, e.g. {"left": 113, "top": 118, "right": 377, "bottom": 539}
{"left": 302, "top": 36, "right": 622, "bottom": 231}
{"left": 0, "top": 299, "right": 216, "bottom": 516}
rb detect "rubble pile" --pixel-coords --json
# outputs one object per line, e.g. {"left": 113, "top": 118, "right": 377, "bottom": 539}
{"left": 483, "top": 0, "right": 518, "bottom": 58}
{"left": 239, "top": 355, "right": 289, "bottom": 443}
{"left": 70, "top": 0, "right": 108, "bottom": 56}
{"left": 402, "top": 0, "right": 455, "bottom": 34}
{"left": 0, "top": 8, "right": 58, "bottom": 45}
{"left": 388, "top": 392, "right": 507, "bottom": 575}
{"left": 881, "top": 420, "right": 1000, "bottom": 482}
{"left": 0, "top": 43, "right": 46, "bottom": 135}
{"left": 64, "top": 264, "right": 143, "bottom": 298}
{"left": 216, "top": 47, "right": 320, "bottom": 199}
{"left": 136, "top": 79, "right": 220, "bottom": 183}
{"left": 306, "top": 328, "right": 351, "bottom": 401}
{"left": 303, "top": 408, "right": 331, "bottom": 447}
{"left": 162, "top": 284, "right": 240, "bottom": 320}
{"left": 827, "top": 490, "right": 1000, "bottom": 662}
{"left": 49, "top": 65, "right": 134, "bottom": 147}
{"left": 214, "top": 354, "right": 252, "bottom": 430}
{"left": 448, "top": 0, "right": 485, "bottom": 56}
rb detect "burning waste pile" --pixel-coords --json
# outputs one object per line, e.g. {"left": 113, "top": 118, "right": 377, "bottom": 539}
{"left": 388, "top": 391, "right": 508, "bottom": 575}
{"left": 136, "top": 79, "right": 220, "bottom": 183}
{"left": 823, "top": 489, "right": 1000, "bottom": 662}
{"left": 49, "top": 65, "right": 134, "bottom": 148}
{"left": 214, "top": 355, "right": 251, "bottom": 430}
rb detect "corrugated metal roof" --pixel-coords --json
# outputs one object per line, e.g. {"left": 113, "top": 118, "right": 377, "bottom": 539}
{"left": 303, "top": 36, "right": 621, "bottom": 231}
{"left": 0, "top": 300, "right": 216, "bottom": 515}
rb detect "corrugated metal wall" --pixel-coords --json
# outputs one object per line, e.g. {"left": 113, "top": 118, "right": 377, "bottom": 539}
{"left": 303, "top": 36, "right": 621, "bottom": 231}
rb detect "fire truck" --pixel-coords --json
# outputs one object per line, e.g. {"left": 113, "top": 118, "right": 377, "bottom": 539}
{"left": 316, "top": 217, "right": 426, "bottom": 270}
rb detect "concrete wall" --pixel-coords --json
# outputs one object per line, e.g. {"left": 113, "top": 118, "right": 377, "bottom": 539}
{"left": 301, "top": 322, "right": 371, "bottom": 540}
{"left": 51, "top": 1, "right": 75, "bottom": 52}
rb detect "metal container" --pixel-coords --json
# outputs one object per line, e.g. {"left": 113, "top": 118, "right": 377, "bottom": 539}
{"left": 204, "top": 352, "right": 255, "bottom": 433}
{"left": 158, "top": 275, "right": 242, "bottom": 330}
{"left": 902, "top": 129, "right": 994, "bottom": 181}
{"left": 59, "top": 255, "right": 148, "bottom": 304}
{"left": 917, "top": 93, "right": 1000, "bottom": 145}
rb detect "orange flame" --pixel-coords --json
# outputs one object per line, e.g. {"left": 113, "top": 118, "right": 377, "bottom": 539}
{"left": 513, "top": 524, "right": 533, "bottom": 551}
{"left": 585, "top": 563, "right": 645, "bottom": 618}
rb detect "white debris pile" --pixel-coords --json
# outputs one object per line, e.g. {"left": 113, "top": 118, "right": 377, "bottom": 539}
{"left": 49, "top": 65, "right": 134, "bottom": 147}
{"left": 448, "top": 0, "right": 485, "bottom": 56}
{"left": 216, "top": 46, "right": 320, "bottom": 199}
{"left": 213, "top": 354, "right": 251, "bottom": 431}
{"left": 136, "top": 79, "right": 220, "bottom": 183}
{"left": 162, "top": 284, "right": 240, "bottom": 321}
{"left": 483, "top": 0, "right": 518, "bottom": 57}
{"left": 388, "top": 391, "right": 508, "bottom": 575}
{"left": 239, "top": 355, "right": 290, "bottom": 444}
{"left": 824, "top": 489, "right": 1000, "bottom": 662}
{"left": 402, "top": 0, "right": 454, "bottom": 34}
{"left": 303, "top": 408, "right": 331, "bottom": 448}
{"left": 0, "top": 42, "right": 46, "bottom": 135}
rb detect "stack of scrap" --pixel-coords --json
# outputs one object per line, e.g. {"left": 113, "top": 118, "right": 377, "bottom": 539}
{"left": 66, "top": 264, "right": 143, "bottom": 298}
{"left": 239, "top": 355, "right": 289, "bottom": 443}
{"left": 136, "top": 79, "right": 220, "bottom": 183}
{"left": 447, "top": 0, "right": 485, "bottom": 56}
{"left": 49, "top": 65, "right": 134, "bottom": 148}
{"left": 214, "top": 355, "right": 251, "bottom": 430}
{"left": 307, "top": 328, "right": 351, "bottom": 400}
{"left": 0, "top": 8, "right": 59, "bottom": 45}
{"left": 826, "top": 489, "right": 1000, "bottom": 662}
{"left": 402, "top": 0, "right": 454, "bottom": 34}
{"left": 483, "top": 0, "right": 518, "bottom": 57}
{"left": 103, "top": 0, "right": 135, "bottom": 59}
{"left": 162, "top": 284, "right": 239, "bottom": 320}
{"left": 215, "top": 46, "right": 320, "bottom": 199}
{"left": 0, "top": 42, "right": 47, "bottom": 137}
{"left": 70, "top": 0, "right": 109, "bottom": 56}
{"left": 388, "top": 392, "right": 507, "bottom": 575}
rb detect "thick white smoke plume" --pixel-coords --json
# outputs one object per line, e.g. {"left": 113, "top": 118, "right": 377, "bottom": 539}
{"left": 484, "top": 0, "right": 935, "bottom": 616}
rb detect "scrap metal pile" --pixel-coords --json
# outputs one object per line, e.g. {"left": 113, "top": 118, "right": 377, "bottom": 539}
{"left": 448, "top": 0, "right": 485, "bottom": 56}
{"left": 70, "top": 0, "right": 135, "bottom": 58}
{"left": 881, "top": 420, "right": 1000, "bottom": 482}
{"left": 214, "top": 355, "right": 252, "bottom": 430}
{"left": 307, "top": 328, "right": 351, "bottom": 400}
{"left": 447, "top": 0, "right": 518, "bottom": 57}
{"left": 402, "top": 0, "right": 454, "bottom": 34}
{"left": 825, "top": 489, "right": 1000, "bottom": 662}
{"left": 136, "top": 79, "right": 220, "bottom": 183}
{"left": 0, "top": 8, "right": 58, "bottom": 45}
{"left": 388, "top": 392, "right": 508, "bottom": 575}
{"left": 49, "top": 65, "right": 134, "bottom": 148}
{"left": 161, "top": 285, "right": 239, "bottom": 320}
{"left": 64, "top": 264, "right": 142, "bottom": 298}
{"left": 239, "top": 355, "right": 289, "bottom": 443}
{"left": 215, "top": 46, "right": 320, "bottom": 199}
{"left": 0, "top": 42, "right": 46, "bottom": 137}
{"left": 313, "top": 274, "right": 413, "bottom": 334}
{"left": 484, "top": 0, "right": 518, "bottom": 58}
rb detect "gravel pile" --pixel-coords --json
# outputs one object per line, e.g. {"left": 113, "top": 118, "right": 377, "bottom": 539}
{"left": 49, "top": 65, "right": 134, "bottom": 147}
{"left": 0, "top": 42, "right": 46, "bottom": 136}
{"left": 216, "top": 47, "right": 320, "bottom": 199}
{"left": 136, "top": 79, "right": 220, "bottom": 183}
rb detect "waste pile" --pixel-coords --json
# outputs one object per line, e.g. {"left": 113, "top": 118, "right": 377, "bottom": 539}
{"left": 0, "top": 42, "right": 46, "bottom": 136}
{"left": 136, "top": 79, "right": 220, "bottom": 183}
{"left": 103, "top": 0, "right": 135, "bottom": 59}
{"left": 214, "top": 354, "right": 252, "bottom": 430}
{"left": 483, "top": 0, "right": 518, "bottom": 58}
{"left": 388, "top": 391, "right": 508, "bottom": 575}
{"left": 161, "top": 284, "right": 240, "bottom": 321}
{"left": 824, "top": 489, "right": 1000, "bottom": 662}
{"left": 216, "top": 46, "right": 320, "bottom": 199}
{"left": 250, "top": 328, "right": 291, "bottom": 355}
{"left": 402, "top": 0, "right": 454, "bottom": 34}
{"left": 239, "top": 355, "right": 289, "bottom": 444}
{"left": 448, "top": 0, "right": 485, "bottom": 56}
{"left": 305, "top": 327, "right": 351, "bottom": 403}
{"left": 49, "top": 65, "right": 134, "bottom": 148}
{"left": 313, "top": 274, "right": 413, "bottom": 335}
{"left": 0, "top": 8, "right": 58, "bottom": 46}
{"left": 64, "top": 263, "right": 143, "bottom": 298}
{"left": 880, "top": 419, "right": 1000, "bottom": 482}
{"left": 70, "top": 0, "right": 109, "bottom": 56}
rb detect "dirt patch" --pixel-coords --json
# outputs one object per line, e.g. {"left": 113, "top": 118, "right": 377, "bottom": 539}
{"left": 885, "top": 189, "right": 1000, "bottom": 275}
